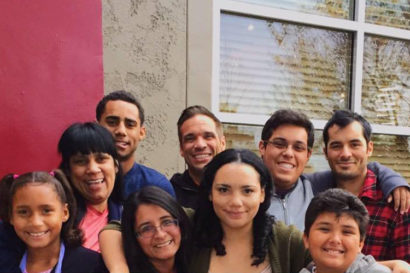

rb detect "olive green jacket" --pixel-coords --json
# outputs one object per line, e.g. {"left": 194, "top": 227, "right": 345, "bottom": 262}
{"left": 189, "top": 221, "right": 311, "bottom": 273}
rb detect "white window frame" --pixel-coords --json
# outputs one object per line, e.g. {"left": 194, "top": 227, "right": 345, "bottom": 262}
{"left": 187, "top": 0, "right": 410, "bottom": 135}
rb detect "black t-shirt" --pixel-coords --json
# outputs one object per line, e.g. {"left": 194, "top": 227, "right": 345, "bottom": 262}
{"left": 170, "top": 170, "right": 200, "bottom": 210}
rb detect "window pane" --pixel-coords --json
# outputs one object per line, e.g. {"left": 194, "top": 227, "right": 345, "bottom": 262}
{"left": 223, "top": 124, "right": 410, "bottom": 182}
{"left": 235, "top": 0, "right": 353, "bottom": 19}
{"left": 371, "top": 134, "right": 410, "bottom": 182}
{"left": 362, "top": 35, "right": 410, "bottom": 126}
{"left": 220, "top": 13, "right": 352, "bottom": 119}
{"left": 366, "top": 0, "right": 410, "bottom": 30}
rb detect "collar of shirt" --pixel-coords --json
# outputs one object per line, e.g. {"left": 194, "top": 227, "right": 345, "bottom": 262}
{"left": 359, "top": 169, "right": 382, "bottom": 200}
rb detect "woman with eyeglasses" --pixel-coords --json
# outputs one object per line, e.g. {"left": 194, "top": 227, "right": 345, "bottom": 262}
{"left": 120, "top": 186, "right": 191, "bottom": 273}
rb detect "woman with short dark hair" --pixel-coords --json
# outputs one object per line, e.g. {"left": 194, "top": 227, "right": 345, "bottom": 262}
{"left": 58, "top": 122, "right": 123, "bottom": 252}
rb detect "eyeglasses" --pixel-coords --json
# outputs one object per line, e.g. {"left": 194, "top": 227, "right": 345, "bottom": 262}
{"left": 264, "top": 139, "right": 308, "bottom": 152}
{"left": 135, "top": 219, "right": 179, "bottom": 238}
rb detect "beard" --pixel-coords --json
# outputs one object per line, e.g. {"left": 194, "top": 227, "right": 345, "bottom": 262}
{"left": 334, "top": 170, "right": 360, "bottom": 181}
{"left": 332, "top": 163, "right": 367, "bottom": 182}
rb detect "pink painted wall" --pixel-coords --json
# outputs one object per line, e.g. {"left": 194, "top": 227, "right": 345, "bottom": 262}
{"left": 0, "top": 1, "right": 103, "bottom": 176}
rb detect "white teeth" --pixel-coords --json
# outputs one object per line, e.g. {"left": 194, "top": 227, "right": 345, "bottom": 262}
{"left": 278, "top": 163, "right": 294, "bottom": 169}
{"left": 155, "top": 240, "right": 172, "bottom": 248}
{"left": 325, "top": 249, "right": 344, "bottom": 254}
{"left": 194, "top": 154, "right": 210, "bottom": 159}
{"left": 87, "top": 179, "right": 104, "bottom": 185}
{"left": 28, "top": 231, "right": 47, "bottom": 237}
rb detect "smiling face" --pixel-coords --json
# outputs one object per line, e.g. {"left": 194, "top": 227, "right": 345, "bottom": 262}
{"left": 324, "top": 121, "right": 373, "bottom": 182}
{"left": 135, "top": 204, "right": 181, "bottom": 266}
{"left": 99, "top": 100, "right": 146, "bottom": 164}
{"left": 10, "top": 184, "right": 69, "bottom": 252}
{"left": 259, "top": 124, "right": 311, "bottom": 191}
{"left": 210, "top": 162, "right": 265, "bottom": 232}
{"left": 69, "top": 152, "right": 117, "bottom": 210}
{"left": 179, "top": 114, "right": 226, "bottom": 180}
{"left": 303, "top": 212, "right": 364, "bottom": 273}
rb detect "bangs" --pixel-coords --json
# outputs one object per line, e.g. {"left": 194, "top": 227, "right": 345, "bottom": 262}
{"left": 59, "top": 122, "right": 118, "bottom": 163}
{"left": 68, "top": 131, "right": 116, "bottom": 157}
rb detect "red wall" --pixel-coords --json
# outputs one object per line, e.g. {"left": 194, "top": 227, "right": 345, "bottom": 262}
{"left": 0, "top": 1, "right": 103, "bottom": 176}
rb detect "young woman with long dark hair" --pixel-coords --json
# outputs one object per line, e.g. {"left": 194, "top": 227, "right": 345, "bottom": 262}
{"left": 190, "top": 148, "right": 310, "bottom": 272}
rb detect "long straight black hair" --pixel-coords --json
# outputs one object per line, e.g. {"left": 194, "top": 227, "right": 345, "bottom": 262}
{"left": 193, "top": 148, "right": 275, "bottom": 266}
{"left": 122, "top": 186, "right": 191, "bottom": 273}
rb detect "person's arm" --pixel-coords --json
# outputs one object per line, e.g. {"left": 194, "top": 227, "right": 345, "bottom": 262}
{"left": 379, "top": 260, "right": 410, "bottom": 273}
{"left": 389, "top": 187, "right": 410, "bottom": 215}
{"left": 303, "top": 171, "right": 335, "bottom": 195}
{"left": 98, "top": 221, "right": 129, "bottom": 273}
{"left": 368, "top": 162, "right": 410, "bottom": 214}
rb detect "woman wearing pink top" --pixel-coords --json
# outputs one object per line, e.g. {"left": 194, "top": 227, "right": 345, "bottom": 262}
{"left": 58, "top": 122, "right": 123, "bottom": 252}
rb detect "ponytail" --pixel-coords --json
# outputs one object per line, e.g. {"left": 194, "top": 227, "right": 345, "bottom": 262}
{"left": 52, "top": 169, "right": 83, "bottom": 248}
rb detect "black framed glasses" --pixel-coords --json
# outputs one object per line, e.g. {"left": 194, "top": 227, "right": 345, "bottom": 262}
{"left": 135, "top": 219, "right": 179, "bottom": 238}
{"left": 264, "top": 139, "right": 308, "bottom": 152}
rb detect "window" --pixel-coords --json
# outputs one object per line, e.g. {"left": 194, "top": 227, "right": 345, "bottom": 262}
{"left": 234, "top": 0, "right": 353, "bottom": 19}
{"left": 188, "top": 0, "right": 410, "bottom": 181}
{"left": 219, "top": 13, "right": 352, "bottom": 119}
{"left": 365, "top": 0, "right": 410, "bottom": 30}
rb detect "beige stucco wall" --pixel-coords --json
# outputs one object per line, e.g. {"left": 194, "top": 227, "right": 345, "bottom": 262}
{"left": 102, "top": 0, "right": 186, "bottom": 177}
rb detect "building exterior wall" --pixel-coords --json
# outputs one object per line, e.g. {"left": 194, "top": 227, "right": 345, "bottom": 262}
{"left": 101, "top": 0, "right": 410, "bottom": 182}
{"left": 102, "top": 0, "right": 187, "bottom": 177}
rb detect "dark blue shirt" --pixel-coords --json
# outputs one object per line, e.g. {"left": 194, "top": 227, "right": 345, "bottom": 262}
{"left": 0, "top": 221, "right": 22, "bottom": 273}
{"left": 123, "top": 162, "right": 175, "bottom": 199}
